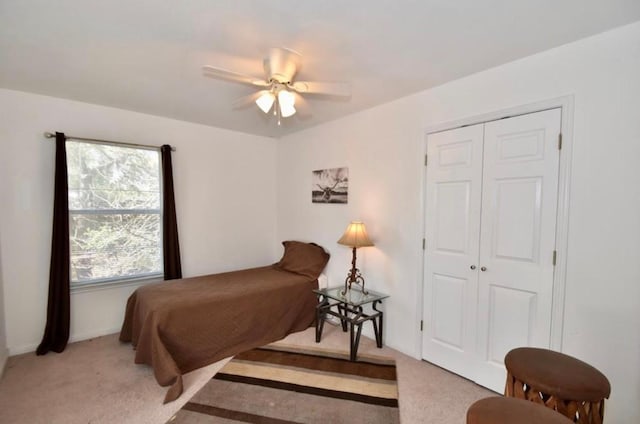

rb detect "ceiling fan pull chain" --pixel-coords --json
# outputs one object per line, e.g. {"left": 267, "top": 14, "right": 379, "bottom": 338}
{"left": 276, "top": 97, "right": 281, "bottom": 126}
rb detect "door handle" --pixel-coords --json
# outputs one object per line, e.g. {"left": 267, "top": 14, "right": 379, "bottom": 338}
{"left": 470, "top": 265, "right": 476, "bottom": 270}
{"left": 480, "top": 266, "right": 487, "bottom": 272}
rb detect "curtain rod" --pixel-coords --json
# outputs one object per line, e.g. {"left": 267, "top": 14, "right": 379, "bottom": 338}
{"left": 43, "top": 132, "right": 176, "bottom": 152}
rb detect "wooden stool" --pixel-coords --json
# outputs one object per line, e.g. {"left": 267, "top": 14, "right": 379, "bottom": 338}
{"left": 504, "top": 347, "right": 610, "bottom": 424}
{"left": 467, "top": 397, "right": 573, "bottom": 424}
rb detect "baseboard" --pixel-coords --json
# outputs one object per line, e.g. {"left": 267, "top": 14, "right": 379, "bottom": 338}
{"left": 68, "top": 326, "right": 121, "bottom": 344}
{"left": 8, "top": 326, "right": 122, "bottom": 356}
{"left": 0, "top": 347, "right": 8, "bottom": 379}
{"left": 8, "top": 342, "right": 38, "bottom": 356}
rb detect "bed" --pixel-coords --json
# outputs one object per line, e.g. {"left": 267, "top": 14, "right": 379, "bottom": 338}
{"left": 119, "top": 241, "right": 329, "bottom": 403}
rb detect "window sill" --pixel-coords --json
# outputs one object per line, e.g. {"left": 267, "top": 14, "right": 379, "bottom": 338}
{"left": 70, "top": 275, "right": 165, "bottom": 294}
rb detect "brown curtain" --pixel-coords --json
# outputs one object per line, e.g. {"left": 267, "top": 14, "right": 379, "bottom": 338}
{"left": 36, "top": 132, "right": 70, "bottom": 355}
{"left": 161, "top": 145, "right": 182, "bottom": 280}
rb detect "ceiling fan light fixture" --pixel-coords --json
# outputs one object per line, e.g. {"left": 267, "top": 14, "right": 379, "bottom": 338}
{"left": 280, "top": 103, "right": 296, "bottom": 118}
{"left": 255, "top": 91, "right": 275, "bottom": 113}
{"left": 278, "top": 89, "right": 296, "bottom": 117}
{"left": 203, "top": 47, "right": 352, "bottom": 123}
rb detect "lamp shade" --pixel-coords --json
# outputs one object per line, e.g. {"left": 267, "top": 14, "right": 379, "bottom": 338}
{"left": 337, "top": 221, "right": 374, "bottom": 248}
{"left": 255, "top": 91, "right": 275, "bottom": 113}
{"left": 278, "top": 90, "right": 296, "bottom": 117}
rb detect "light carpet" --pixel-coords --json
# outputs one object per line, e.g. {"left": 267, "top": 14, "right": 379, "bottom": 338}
{"left": 170, "top": 344, "right": 400, "bottom": 424}
{"left": 0, "top": 325, "right": 493, "bottom": 423}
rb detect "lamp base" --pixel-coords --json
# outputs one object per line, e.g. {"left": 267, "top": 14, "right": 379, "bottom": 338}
{"left": 340, "top": 246, "right": 369, "bottom": 296}
{"left": 340, "top": 268, "right": 368, "bottom": 296}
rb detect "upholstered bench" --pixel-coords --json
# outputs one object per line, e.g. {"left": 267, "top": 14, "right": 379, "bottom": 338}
{"left": 504, "top": 347, "right": 610, "bottom": 424}
{"left": 467, "top": 397, "right": 572, "bottom": 423}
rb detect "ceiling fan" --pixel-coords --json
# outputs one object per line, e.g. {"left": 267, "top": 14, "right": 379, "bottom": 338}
{"left": 202, "top": 47, "right": 351, "bottom": 125}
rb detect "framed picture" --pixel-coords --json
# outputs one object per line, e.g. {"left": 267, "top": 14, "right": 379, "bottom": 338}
{"left": 312, "top": 167, "right": 348, "bottom": 204}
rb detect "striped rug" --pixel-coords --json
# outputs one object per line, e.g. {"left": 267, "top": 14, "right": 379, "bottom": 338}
{"left": 169, "top": 343, "right": 400, "bottom": 424}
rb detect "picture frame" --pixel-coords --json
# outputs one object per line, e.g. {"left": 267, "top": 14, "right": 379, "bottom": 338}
{"left": 312, "top": 167, "right": 348, "bottom": 204}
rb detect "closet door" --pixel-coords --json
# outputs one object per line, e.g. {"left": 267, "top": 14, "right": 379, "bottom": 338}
{"left": 422, "top": 124, "right": 483, "bottom": 379}
{"left": 474, "top": 108, "right": 562, "bottom": 391}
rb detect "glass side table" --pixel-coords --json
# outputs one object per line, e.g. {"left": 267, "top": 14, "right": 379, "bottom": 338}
{"left": 313, "top": 286, "right": 389, "bottom": 361}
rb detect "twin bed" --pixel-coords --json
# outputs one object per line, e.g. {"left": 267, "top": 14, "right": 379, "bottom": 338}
{"left": 119, "top": 241, "right": 330, "bottom": 402}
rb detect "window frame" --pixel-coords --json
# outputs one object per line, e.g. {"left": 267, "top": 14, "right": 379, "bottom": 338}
{"left": 66, "top": 140, "right": 164, "bottom": 291}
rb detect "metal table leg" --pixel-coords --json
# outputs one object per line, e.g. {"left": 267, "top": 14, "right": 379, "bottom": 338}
{"left": 337, "top": 302, "right": 348, "bottom": 332}
{"left": 315, "top": 295, "right": 328, "bottom": 343}
{"left": 372, "top": 300, "right": 383, "bottom": 348}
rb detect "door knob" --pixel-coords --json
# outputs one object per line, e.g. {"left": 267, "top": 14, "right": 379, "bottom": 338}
{"left": 470, "top": 265, "right": 476, "bottom": 270}
{"left": 480, "top": 266, "right": 487, "bottom": 272}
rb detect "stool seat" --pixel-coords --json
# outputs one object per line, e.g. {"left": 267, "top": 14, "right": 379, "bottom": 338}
{"left": 505, "top": 347, "right": 611, "bottom": 401}
{"left": 467, "top": 397, "right": 572, "bottom": 424}
{"left": 504, "top": 347, "right": 611, "bottom": 424}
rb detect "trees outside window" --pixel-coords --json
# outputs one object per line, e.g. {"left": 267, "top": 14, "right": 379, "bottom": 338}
{"left": 67, "top": 141, "right": 163, "bottom": 286}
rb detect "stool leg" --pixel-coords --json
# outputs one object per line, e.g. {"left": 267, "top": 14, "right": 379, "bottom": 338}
{"left": 597, "top": 399, "right": 605, "bottom": 424}
{"left": 505, "top": 372, "right": 514, "bottom": 397}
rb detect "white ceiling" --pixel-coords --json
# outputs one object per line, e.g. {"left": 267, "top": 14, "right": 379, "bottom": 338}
{"left": 1, "top": 1, "right": 639, "bottom": 138}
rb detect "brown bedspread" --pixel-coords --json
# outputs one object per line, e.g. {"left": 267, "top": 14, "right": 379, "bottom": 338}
{"left": 119, "top": 265, "right": 319, "bottom": 403}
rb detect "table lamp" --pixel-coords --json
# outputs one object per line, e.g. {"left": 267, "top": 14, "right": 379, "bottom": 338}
{"left": 337, "top": 221, "right": 374, "bottom": 295}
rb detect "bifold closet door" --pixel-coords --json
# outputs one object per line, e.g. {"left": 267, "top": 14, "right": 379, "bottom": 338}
{"left": 422, "top": 108, "right": 562, "bottom": 392}
{"left": 474, "top": 108, "right": 562, "bottom": 392}
{"left": 421, "top": 123, "right": 484, "bottom": 379}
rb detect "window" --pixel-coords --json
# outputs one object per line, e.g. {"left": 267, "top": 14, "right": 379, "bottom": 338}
{"left": 67, "top": 141, "right": 163, "bottom": 287}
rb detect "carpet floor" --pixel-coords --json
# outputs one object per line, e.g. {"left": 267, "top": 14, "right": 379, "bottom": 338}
{"left": 0, "top": 324, "right": 493, "bottom": 423}
{"left": 171, "top": 344, "right": 400, "bottom": 423}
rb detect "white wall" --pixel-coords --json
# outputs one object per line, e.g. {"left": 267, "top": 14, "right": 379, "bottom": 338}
{"left": 0, "top": 240, "right": 7, "bottom": 378}
{"left": 0, "top": 89, "right": 278, "bottom": 354}
{"left": 277, "top": 22, "right": 640, "bottom": 422}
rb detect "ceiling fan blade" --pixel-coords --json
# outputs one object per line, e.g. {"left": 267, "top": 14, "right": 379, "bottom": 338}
{"left": 202, "top": 66, "right": 268, "bottom": 87}
{"left": 292, "top": 92, "right": 312, "bottom": 119}
{"left": 291, "top": 81, "right": 351, "bottom": 97}
{"left": 231, "top": 91, "right": 264, "bottom": 109}
{"left": 265, "top": 47, "right": 302, "bottom": 83}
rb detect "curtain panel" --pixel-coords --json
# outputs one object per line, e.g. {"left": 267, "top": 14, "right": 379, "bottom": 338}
{"left": 161, "top": 145, "right": 182, "bottom": 280}
{"left": 36, "top": 132, "right": 70, "bottom": 355}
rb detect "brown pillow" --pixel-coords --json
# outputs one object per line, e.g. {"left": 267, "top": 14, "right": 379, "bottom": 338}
{"left": 274, "top": 241, "right": 330, "bottom": 280}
